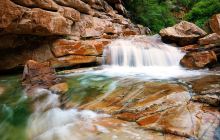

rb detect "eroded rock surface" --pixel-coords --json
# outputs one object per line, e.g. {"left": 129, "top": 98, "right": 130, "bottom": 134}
{"left": 0, "top": 0, "right": 148, "bottom": 71}
{"left": 66, "top": 77, "right": 220, "bottom": 140}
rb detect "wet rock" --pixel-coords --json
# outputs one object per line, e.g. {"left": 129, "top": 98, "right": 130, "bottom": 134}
{"left": 160, "top": 21, "right": 207, "bottom": 46}
{"left": 22, "top": 60, "right": 61, "bottom": 90}
{"left": 80, "top": 80, "right": 189, "bottom": 116}
{"left": 180, "top": 51, "right": 217, "bottom": 69}
{"left": 50, "top": 55, "right": 97, "bottom": 68}
{"left": 198, "top": 33, "right": 220, "bottom": 46}
{"left": 210, "top": 14, "right": 220, "bottom": 35}
{"left": 190, "top": 75, "right": 220, "bottom": 106}
{"left": 50, "top": 82, "right": 69, "bottom": 94}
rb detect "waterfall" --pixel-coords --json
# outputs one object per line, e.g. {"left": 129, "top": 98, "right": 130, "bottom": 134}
{"left": 103, "top": 35, "right": 184, "bottom": 67}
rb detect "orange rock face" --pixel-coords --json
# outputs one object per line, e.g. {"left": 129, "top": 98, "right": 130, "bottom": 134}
{"left": 210, "top": 14, "right": 220, "bottom": 35}
{"left": 0, "top": 0, "right": 147, "bottom": 71}
{"left": 50, "top": 55, "right": 97, "bottom": 68}
{"left": 51, "top": 39, "right": 110, "bottom": 57}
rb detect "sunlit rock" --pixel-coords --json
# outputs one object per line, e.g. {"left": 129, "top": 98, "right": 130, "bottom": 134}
{"left": 180, "top": 51, "right": 217, "bottom": 69}
{"left": 160, "top": 21, "right": 207, "bottom": 46}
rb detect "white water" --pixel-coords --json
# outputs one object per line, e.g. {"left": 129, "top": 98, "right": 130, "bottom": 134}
{"left": 97, "top": 35, "right": 206, "bottom": 79}
{"left": 103, "top": 35, "right": 184, "bottom": 67}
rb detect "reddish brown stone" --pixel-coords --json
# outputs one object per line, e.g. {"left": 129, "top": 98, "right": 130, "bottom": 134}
{"left": 22, "top": 60, "right": 61, "bottom": 90}
{"left": 210, "top": 14, "right": 220, "bottom": 35}
{"left": 180, "top": 51, "right": 217, "bottom": 69}
{"left": 198, "top": 33, "right": 220, "bottom": 46}
{"left": 50, "top": 55, "right": 97, "bottom": 68}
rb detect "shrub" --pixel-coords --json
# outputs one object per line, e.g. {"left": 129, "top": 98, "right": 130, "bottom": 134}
{"left": 186, "top": 0, "right": 220, "bottom": 29}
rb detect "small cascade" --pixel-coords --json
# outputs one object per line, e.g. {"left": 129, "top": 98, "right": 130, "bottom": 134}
{"left": 103, "top": 35, "right": 184, "bottom": 67}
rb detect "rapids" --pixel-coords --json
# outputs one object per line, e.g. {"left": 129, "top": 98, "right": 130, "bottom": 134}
{"left": 0, "top": 35, "right": 218, "bottom": 140}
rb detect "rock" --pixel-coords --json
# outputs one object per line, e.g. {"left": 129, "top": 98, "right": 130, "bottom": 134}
{"left": 115, "top": 3, "right": 127, "bottom": 16}
{"left": 198, "top": 33, "right": 220, "bottom": 46}
{"left": 0, "top": 40, "right": 55, "bottom": 71}
{"left": 0, "top": 86, "right": 5, "bottom": 96}
{"left": 72, "top": 14, "right": 112, "bottom": 38}
{"left": 0, "top": 0, "right": 27, "bottom": 29}
{"left": 190, "top": 75, "right": 220, "bottom": 106}
{"left": 50, "top": 55, "right": 97, "bottom": 68}
{"left": 180, "top": 44, "right": 199, "bottom": 52}
{"left": 51, "top": 39, "right": 110, "bottom": 57}
{"left": 12, "top": 0, "right": 59, "bottom": 11}
{"left": 180, "top": 51, "right": 217, "bottom": 69}
{"left": 58, "top": 7, "right": 81, "bottom": 22}
{"left": 6, "top": 8, "right": 73, "bottom": 36}
{"left": 160, "top": 21, "right": 207, "bottom": 46}
{"left": 50, "top": 82, "right": 69, "bottom": 94}
{"left": 210, "top": 14, "right": 220, "bottom": 35}
{"left": 122, "top": 29, "right": 137, "bottom": 36}
{"left": 78, "top": 79, "right": 220, "bottom": 139}
{"left": 22, "top": 60, "right": 61, "bottom": 90}
{"left": 53, "top": 0, "right": 94, "bottom": 15}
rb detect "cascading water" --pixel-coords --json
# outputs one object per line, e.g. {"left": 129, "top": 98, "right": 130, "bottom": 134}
{"left": 103, "top": 35, "right": 184, "bottom": 67}
{"left": 99, "top": 35, "right": 204, "bottom": 79}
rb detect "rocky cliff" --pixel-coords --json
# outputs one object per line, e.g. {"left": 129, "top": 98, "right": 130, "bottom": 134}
{"left": 0, "top": 0, "right": 149, "bottom": 71}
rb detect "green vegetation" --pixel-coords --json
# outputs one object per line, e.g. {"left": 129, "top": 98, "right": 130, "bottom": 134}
{"left": 124, "top": 0, "right": 220, "bottom": 33}
{"left": 124, "top": 0, "right": 176, "bottom": 33}
{"left": 186, "top": 0, "right": 220, "bottom": 29}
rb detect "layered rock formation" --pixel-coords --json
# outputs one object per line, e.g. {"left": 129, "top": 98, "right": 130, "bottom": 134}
{"left": 0, "top": 0, "right": 148, "bottom": 71}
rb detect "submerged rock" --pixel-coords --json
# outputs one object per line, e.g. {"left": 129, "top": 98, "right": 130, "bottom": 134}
{"left": 180, "top": 51, "right": 217, "bottom": 69}
{"left": 160, "top": 21, "right": 207, "bottom": 46}
{"left": 0, "top": 85, "right": 5, "bottom": 96}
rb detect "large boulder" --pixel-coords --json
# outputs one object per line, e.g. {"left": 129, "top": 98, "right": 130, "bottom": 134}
{"left": 160, "top": 21, "right": 207, "bottom": 46}
{"left": 180, "top": 51, "right": 217, "bottom": 69}
{"left": 210, "top": 14, "right": 220, "bottom": 35}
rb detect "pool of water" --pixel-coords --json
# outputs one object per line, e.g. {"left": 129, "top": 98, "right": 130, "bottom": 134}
{"left": 0, "top": 75, "right": 31, "bottom": 140}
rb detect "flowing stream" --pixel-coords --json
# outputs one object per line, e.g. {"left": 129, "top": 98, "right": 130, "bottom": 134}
{"left": 0, "top": 35, "right": 215, "bottom": 140}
